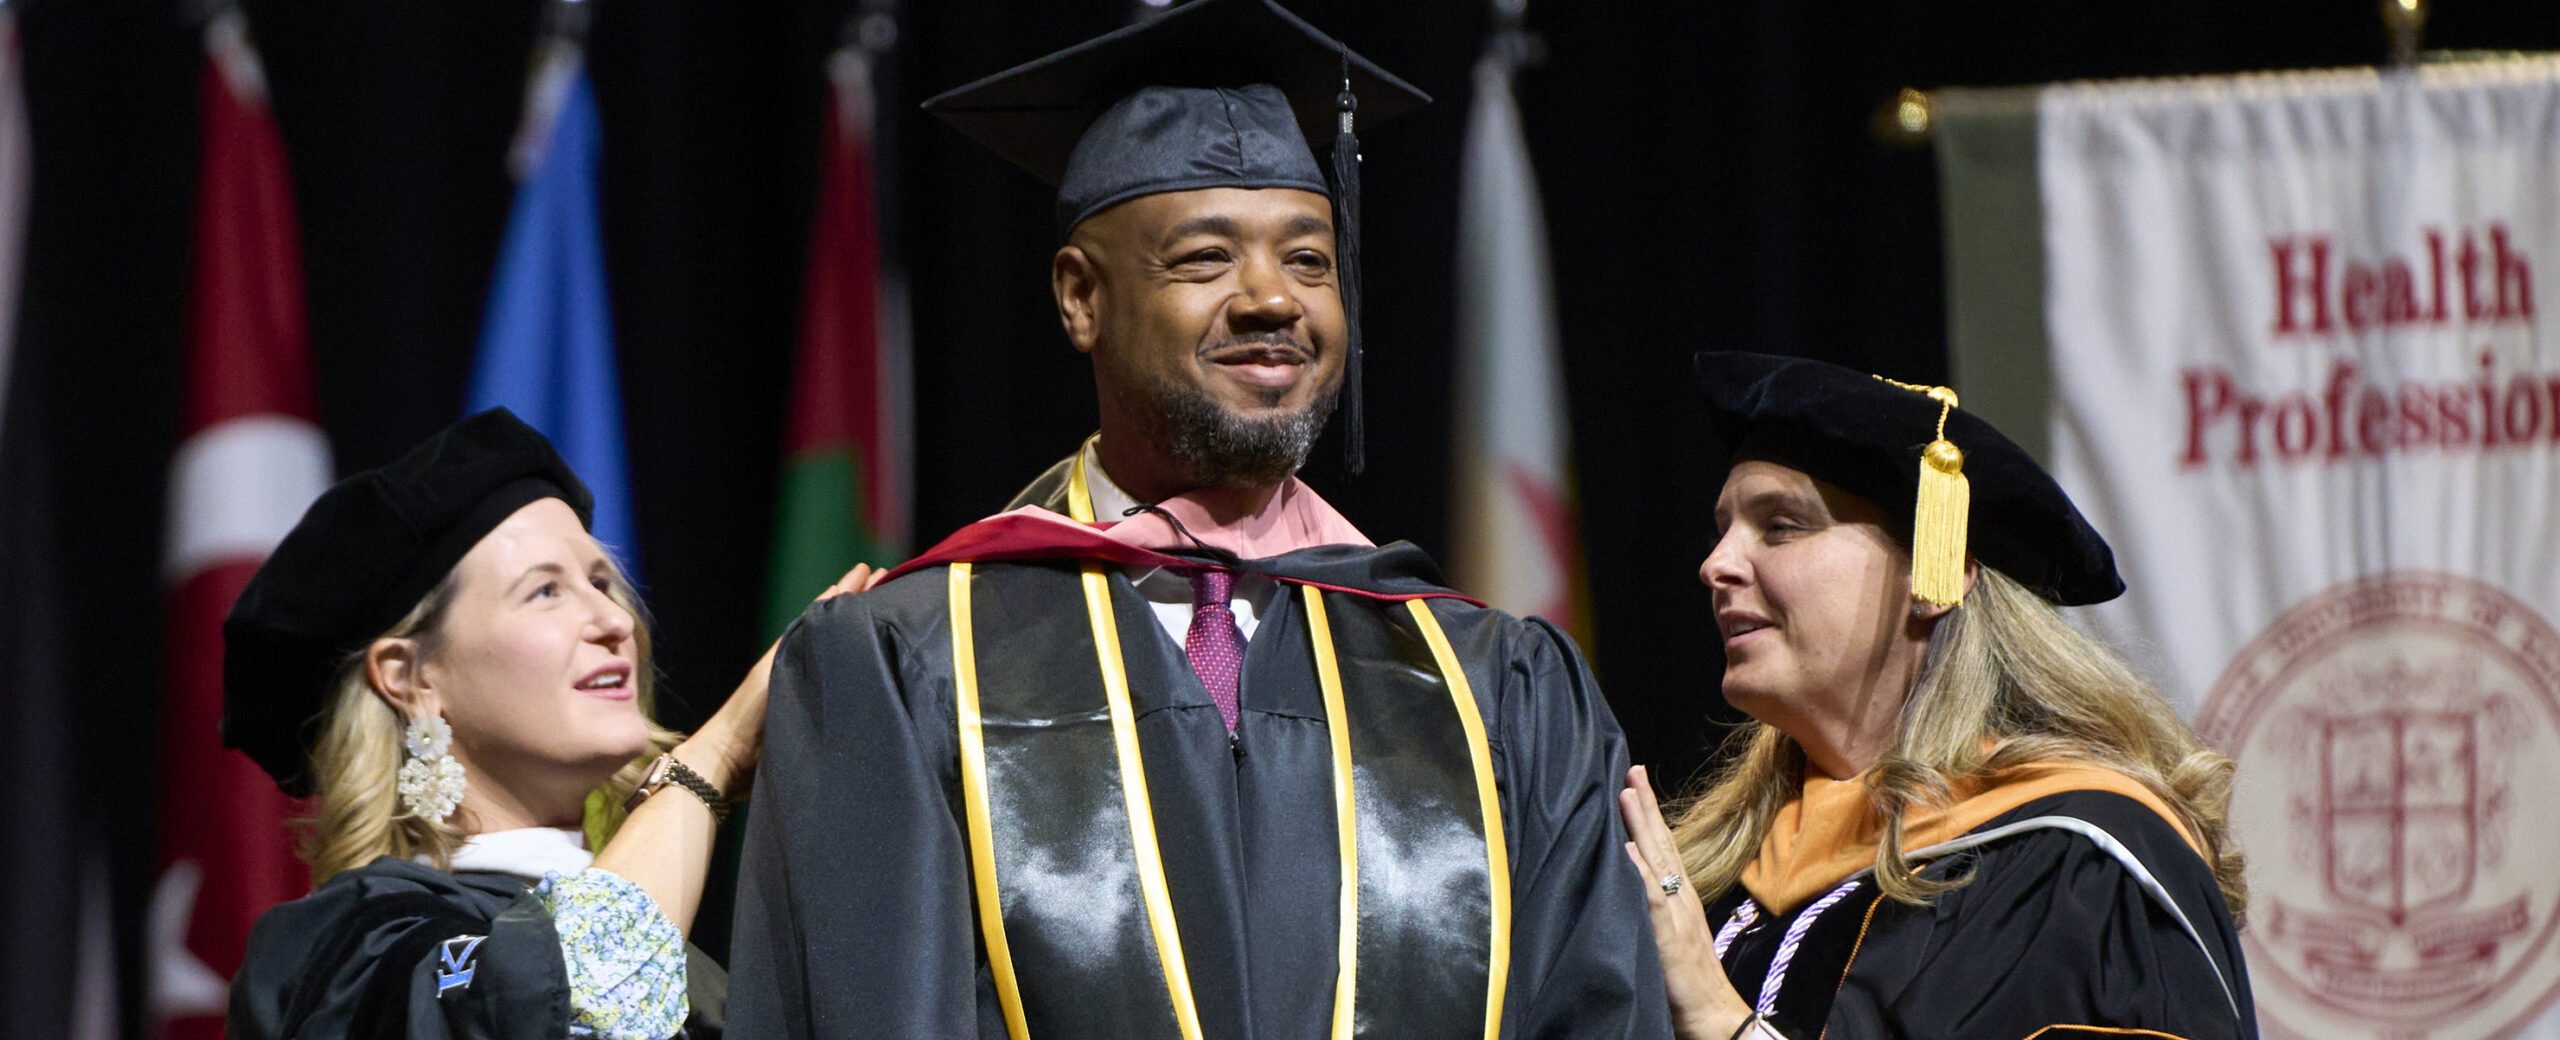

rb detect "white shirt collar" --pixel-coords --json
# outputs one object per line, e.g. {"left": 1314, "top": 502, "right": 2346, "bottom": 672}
{"left": 1082, "top": 438, "right": 1146, "bottom": 524}
{"left": 437, "top": 826, "right": 595, "bottom": 882}
{"left": 1080, "top": 439, "right": 1272, "bottom": 640}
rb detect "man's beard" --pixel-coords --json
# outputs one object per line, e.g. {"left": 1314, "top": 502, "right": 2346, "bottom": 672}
{"left": 1139, "top": 372, "right": 1339, "bottom": 490}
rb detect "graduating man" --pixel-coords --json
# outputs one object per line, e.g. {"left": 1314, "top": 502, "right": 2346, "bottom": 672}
{"left": 728, "top": 2, "right": 1668, "bottom": 1037}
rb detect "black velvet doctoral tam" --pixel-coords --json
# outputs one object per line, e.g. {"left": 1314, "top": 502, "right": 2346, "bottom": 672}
{"left": 1693, "top": 351, "right": 2125, "bottom": 606}
{"left": 221, "top": 407, "right": 593, "bottom": 796}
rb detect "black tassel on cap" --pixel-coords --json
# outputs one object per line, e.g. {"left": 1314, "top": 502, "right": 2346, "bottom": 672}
{"left": 1332, "top": 46, "right": 1365, "bottom": 476}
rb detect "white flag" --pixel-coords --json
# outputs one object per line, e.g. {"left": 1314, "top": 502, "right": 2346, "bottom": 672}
{"left": 1451, "top": 53, "right": 1584, "bottom": 633}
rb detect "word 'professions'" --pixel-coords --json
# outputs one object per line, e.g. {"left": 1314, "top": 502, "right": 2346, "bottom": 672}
{"left": 2181, "top": 223, "right": 2541, "bottom": 468}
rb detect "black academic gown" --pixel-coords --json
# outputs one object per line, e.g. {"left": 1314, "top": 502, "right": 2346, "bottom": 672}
{"left": 1708, "top": 790, "right": 2256, "bottom": 1040}
{"left": 227, "top": 856, "right": 726, "bottom": 1040}
{"left": 727, "top": 472, "right": 1668, "bottom": 1039}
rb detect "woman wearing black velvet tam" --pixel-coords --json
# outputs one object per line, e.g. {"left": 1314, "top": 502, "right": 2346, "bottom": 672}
{"left": 1620, "top": 354, "right": 2257, "bottom": 1040}
{"left": 220, "top": 409, "right": 872, "bottom": 1039}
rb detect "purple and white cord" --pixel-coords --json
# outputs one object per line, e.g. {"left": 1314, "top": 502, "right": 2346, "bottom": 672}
{"left": 1754, "top": 877, "right": 1862, "bottom": 1018}
{"left": 1712, "top": 899, "right": 1759, "bottom": 959}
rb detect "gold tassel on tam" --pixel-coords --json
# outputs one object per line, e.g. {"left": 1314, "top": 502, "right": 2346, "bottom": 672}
{"left": 1875, "top": 377, "right": 1970, "bottom": 606}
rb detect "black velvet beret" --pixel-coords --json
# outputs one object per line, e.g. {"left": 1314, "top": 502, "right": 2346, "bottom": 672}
{"left": 919, "top": 0, "right": 1428, "bottom": 232}
{"left": 221, "top": 408, "right": 594, "bottom": 796}
{"left": 1693, "top": 352, "right": 2124, "bottom": 606}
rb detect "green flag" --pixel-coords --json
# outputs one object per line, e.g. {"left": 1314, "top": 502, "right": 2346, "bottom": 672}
{"left": 765, "top": 45, "right": 906, "bottom": 640}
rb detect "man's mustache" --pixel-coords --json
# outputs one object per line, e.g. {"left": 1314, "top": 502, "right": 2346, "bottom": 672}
{"left": 1199, "top": 332, "right": 1312, "bottom": 362}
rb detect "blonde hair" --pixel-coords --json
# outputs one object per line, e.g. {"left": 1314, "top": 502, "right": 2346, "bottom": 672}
{"left": 1669, "top": 566, "right": 2248, "bottom": 920}
{"left": 301, "top": 556, "right": 682, "bottom": 884}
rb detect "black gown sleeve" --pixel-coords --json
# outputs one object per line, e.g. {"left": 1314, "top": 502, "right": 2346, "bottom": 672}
{"left": 1825, "top": 792, "right": 2256, "bottom": 1040}
{"left": 1486, "top": 615, "right": 1674, "bottom": 1039}
{"left": 226, "top": 862, "right": 571, "bottom": 1040}
{"left": 725, "top": 577, "right": 985, "bottom": 1040}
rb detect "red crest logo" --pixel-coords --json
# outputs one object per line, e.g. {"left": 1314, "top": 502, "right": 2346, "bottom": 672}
{"left": 2200, "top": 573, "right": 2560, "bottom": 1040}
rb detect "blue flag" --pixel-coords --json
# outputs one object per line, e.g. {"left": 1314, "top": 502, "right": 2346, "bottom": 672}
{"left": 467, "top": 68, "right": 639, "bottom": 576}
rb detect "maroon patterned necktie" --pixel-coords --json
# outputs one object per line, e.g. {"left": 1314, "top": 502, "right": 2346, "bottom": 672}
{"left": 1183, "top": 569, "right": 1245, "bottom": 732}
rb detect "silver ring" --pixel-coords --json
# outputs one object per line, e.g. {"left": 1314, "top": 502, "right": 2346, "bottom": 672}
{"left": 1659, "top": 873, "right": 1685, "bottom": 896}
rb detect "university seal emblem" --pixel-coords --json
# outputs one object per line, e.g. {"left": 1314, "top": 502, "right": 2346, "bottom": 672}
{"left": 2199, "top": 573, "right": 2560, "bottom": 1040}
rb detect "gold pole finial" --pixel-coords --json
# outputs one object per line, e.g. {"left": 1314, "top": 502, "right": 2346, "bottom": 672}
{"left": 1872, "top": 87, "right": 1934, "bottom": 148}
{"left": 2382, "top": 0, "right": 2427, "bottom": 68}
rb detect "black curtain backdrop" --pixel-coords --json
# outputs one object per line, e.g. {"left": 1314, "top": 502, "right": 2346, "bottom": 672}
{"left": 16, "top": 0, "right": 2556, "bottom": 1033}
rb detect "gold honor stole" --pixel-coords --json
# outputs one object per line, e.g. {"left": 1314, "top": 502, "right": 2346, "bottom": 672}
{"left": 947, "top": 555, "right": 1511, "bottom": 1040}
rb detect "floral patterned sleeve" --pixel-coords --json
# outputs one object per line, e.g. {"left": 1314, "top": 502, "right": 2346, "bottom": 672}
{"left": 534, "top": 868, "right": 689, "bottom": 1040}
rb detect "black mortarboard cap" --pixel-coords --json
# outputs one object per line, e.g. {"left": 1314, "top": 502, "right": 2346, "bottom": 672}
{"left": 1693, "top": 352, "right": 2124, "bottom": 606}
{"left": 222, "top": 407, "right": 595, "bottom": 796}
{"left": 920, "top": 0, "right": 1428, "bottom": 231}
{"left": 921, "top": 0, "right": 1429, "bottom": 474}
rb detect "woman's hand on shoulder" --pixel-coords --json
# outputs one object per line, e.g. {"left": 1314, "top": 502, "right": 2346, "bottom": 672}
{"left": 820, "top": 562, "right": 888, "bottom": 601}
{"left": 1621, "top": 765, "right": 1758, "bottom": 1040}
{"left": 686, "top": 563, "right": 887, "bottom": 798}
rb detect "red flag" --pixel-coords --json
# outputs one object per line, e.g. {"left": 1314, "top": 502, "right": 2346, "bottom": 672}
{"left": 764, "top": 43, "right": 909, "bottom": 637}
{"left": 149, "top": 12, "right": 331, "bottom": 1037}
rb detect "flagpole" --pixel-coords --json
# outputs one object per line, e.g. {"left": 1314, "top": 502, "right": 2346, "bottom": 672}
{"left": 537, "top": 0, "right": 591, "bottom": 48}
{"left": 1488, "top": 0, "right": 1541, "bottom": 72}
{"left": 509, "top": 0, "right": 590, "bottom": 181}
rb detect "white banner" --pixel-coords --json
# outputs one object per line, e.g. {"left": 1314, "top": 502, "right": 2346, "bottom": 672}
{"left": 2042, "top": 59, "right": 2560, "bottom": 1040}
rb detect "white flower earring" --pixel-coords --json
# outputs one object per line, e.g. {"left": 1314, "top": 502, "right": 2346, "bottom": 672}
{"left": 397, "top": 715, "right": 467, "bottom": 822}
